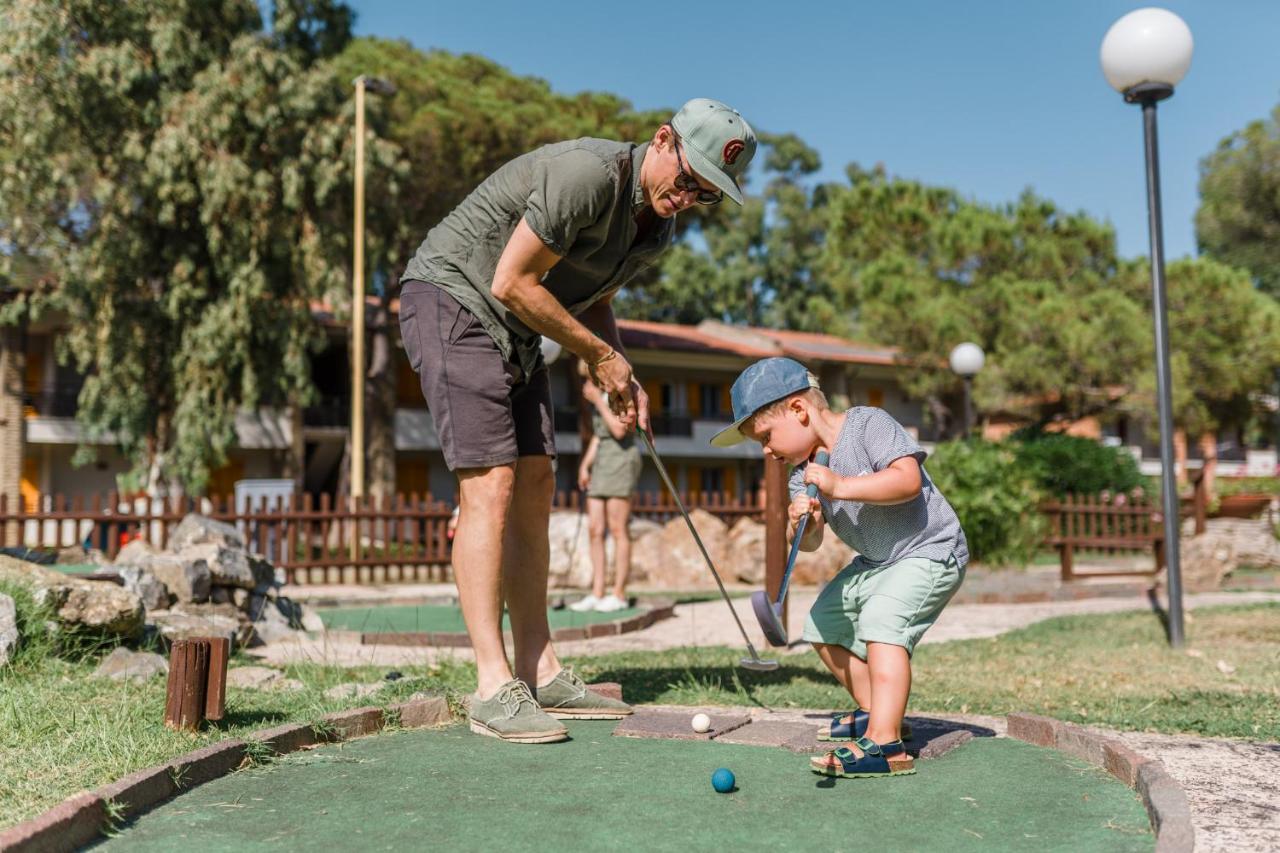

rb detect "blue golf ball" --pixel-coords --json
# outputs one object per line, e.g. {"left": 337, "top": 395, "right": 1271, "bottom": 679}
{"left": 711, "top": 768, "right": 735, "bottom": 793}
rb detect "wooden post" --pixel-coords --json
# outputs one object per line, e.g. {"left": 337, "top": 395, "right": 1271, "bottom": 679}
{"left": 764, "top": 457, "right": 788, "bottom": 632}
{"left": 164, "top": 639, "right": 210, "bottom": 731}
{"left": 1191, "top": 468, "right": 1207, "bottom": 536}
{"left": 204, "top": 637, "right": 229, "bottom": 721}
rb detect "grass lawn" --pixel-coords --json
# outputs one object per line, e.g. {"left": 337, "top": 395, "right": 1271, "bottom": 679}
{"left": 2, "top": 602, "right": 1275, "bottom": 830}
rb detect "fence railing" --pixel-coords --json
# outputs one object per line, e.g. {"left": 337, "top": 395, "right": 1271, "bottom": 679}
{"left": 0, "top": 488, "right": 767, "bottom": 585}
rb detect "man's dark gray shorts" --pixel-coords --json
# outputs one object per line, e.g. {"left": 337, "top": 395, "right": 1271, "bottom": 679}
{"left": 398, "top": 280, "right": 555, "bottom": 471}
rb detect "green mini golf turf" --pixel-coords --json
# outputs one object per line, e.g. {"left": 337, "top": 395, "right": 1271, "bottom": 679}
{"left": 318, "top": 603, "right": 645, "bottom": 633}
{"left": 100, "top": 723, "right": 1152, "bottom": 852}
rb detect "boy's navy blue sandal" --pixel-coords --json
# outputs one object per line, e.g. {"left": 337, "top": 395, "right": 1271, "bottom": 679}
{"left": 810, "top": 736, "right": 916, "bottom": 778}
{"left": 816, "top": 710, "right": 913, "bottom": 742}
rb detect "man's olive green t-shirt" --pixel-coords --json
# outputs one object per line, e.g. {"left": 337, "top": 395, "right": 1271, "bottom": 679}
{"left": 400, "top": 138, "right": 674, "bottom": 379}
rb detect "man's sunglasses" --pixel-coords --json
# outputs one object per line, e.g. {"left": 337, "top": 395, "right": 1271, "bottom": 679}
{"left": 670, "top": 129, "right": 724, "bottom": 205}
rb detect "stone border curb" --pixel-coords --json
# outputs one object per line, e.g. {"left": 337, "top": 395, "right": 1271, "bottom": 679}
{"left": 1006, "top": 713, "right": 1194, "bottom": 852}
{"left": 0, "top": 695, "right": 455, "bottom": 853}
{"left": 356, "top": 600, "right": 676, "bottom": 648}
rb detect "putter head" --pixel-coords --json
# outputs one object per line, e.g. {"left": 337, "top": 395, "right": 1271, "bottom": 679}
{"left": 751, "top": 589, "right": 789, "bottom": 647}
{"left": 739, "top": 655, "right": 779, "bottom": 672}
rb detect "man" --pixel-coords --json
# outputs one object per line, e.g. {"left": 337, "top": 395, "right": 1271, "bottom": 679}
{"left": 399, "top": 98, "right": 757, "bottom": 743}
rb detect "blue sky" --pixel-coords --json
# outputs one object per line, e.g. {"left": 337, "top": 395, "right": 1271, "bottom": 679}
{"left": 348, "top": 1, "right": 1279, "bottom": 261}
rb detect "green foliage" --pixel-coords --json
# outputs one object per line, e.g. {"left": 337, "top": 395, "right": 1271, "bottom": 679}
{"left": 1196, "top": 105, "right": 1280, "bottom": 300}
{"left": 1215, "top": 476, "right": 1280, "bottom": 498}
{"left": 0, "top": 1, "right": 405, "bottom": 493}
{"left": 924, "top": 439, "right": 1044, "bottom": 566}
{"left": 1012, "top": 433, "right": 1148, "bottom": 497}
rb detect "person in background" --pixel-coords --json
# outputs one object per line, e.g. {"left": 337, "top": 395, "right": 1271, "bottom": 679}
{"left": 572, "top": 362, "right": 642, "bottom": 612}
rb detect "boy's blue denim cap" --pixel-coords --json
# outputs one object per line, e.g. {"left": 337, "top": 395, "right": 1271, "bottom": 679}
{"left": 710, "top": 357, "right": 820, "bottom": 447}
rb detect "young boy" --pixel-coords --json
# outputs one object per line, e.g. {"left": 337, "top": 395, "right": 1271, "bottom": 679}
{"left": 711, "top": 357, "right": 968, "bottom": 778}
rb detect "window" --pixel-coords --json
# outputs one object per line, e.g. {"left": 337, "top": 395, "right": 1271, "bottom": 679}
{"left": 700, "top": 384, "right": 724, "bottom": 418}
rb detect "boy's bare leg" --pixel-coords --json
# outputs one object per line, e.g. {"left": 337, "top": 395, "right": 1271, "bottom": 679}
{"left": 605, "top": 497, "right": 632, "bottom": 598}
{"left": 866, "top": 641, "right": 911, "bottom": 743}
{"left": 586, "top": 497, "right": 608, "bottom": 599}
{"left": 502, "top": 455, "right": 563, "bottom": 688}
{"left": 813, "top": 643, "right": 872, "bottom": 710}
{"left": 455, "top": 464, "right": 517, "bottom": 699}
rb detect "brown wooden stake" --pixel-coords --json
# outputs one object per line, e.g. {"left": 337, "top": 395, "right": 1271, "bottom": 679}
{"left": 164, "top": 639, "right": 210, "bottom": 731}
{"left": 204, "top": 636, "right": 229, "bottom": 721}
{"left": 764, "top": 456, "right": 788, "bottom": 632}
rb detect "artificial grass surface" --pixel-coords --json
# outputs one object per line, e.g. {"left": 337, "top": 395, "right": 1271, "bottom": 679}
{"left": 100, "top": 722, "right": 1151, "bottom": 852}
{"left": 318, "top": 603, "right": 645, "bottom": 633}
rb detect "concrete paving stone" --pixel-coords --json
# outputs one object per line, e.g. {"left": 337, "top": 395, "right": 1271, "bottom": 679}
{"left": 1006, "top": 711, "right": 1064, "bottom": 747}
{"left": 711, "top": 719, "right": 816, "bottom": 750}
{"left": 249, "top": 722, "right": 319, "bottom": 755}
{"left": 320, "top": 707, "right": 384, "bottom": 739}
{"left": 612, "top": 708, "right": 750, "bottom": 742}
{"left": 1104, "top": 740, "right": 1151, "bottom": 787}
{"left": 390, "top": 694, "right": 452, "bottom": 728}
{"left": 916, "top": 729, "right": 974, "bottom": 759}
{"left": 0, "top": 792, "right": 106, "bottom": 852}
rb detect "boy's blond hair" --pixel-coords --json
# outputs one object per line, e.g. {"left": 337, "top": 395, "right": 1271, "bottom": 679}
{"left": 744, "top": 385, "right": 828, "bottom": 433}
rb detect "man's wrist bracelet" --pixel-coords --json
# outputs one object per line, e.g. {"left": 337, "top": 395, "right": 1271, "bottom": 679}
{"left": 591, "top": 348, "right": 618, "bottom": 367}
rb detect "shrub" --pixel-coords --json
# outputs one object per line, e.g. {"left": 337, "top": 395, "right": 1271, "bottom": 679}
{"left": 925, "top": 439, "right": 1045, "bottom": 566}
{"left": 1013, "top": 432, "right": 1148, "bottom": 497}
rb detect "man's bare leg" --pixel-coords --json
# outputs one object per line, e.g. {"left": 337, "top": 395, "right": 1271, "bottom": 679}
{"left": 502, "top": 455, "right": 562, "bottom": 687}
{"left": 454, "top": 464, "right": 517, "bottom": 699}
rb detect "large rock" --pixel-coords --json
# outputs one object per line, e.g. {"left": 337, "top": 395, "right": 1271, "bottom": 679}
{"left": 0, "top": 593, "right": 18, "bottom": 667}
{"left": 791, "top": 532, "right": 853, "bottom": 586}
{"left": 140, "top": 554, "right": 211, "bottom": 603}
{"left": 92, "top": 647, "right": 168, "bottom": 682}
{"left": 726, "top": 518, "right": 767, "bottom": 584}
{"left": 227, "top": 665, "right": 288, "bottom": 690}
{"left": 0, "top": 555, "right": 144, "bottom": 639}
{"left": 169, "top": 514, "right": 246, "bottom": 552}
{"left": 631, "top": 509, "right": 730, "bottom": 590}
{"left": 1184, "top": 517, "right": 1280, "bottom": 570}
{"left": 247, "top": 594, "right": 304, "bottom": 645}
{"left": 547, "top": 510, "right": 660, "bottom": 588}
{"left": 148, "top": 609, "right": 241, "bottom": 648}
{"left": 114, "top": 539, "right": 158, "bottom": 565}
{"left": 1179, "top": 531, "right": 1239, "bottom": 593}
{"left": 116, "top": 565, "right": 171, "bottom": 611}
{"left": 179, "top": 543, "right": 255, "bottom": 589}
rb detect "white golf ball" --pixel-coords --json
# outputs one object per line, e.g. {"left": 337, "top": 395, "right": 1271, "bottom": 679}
{"left": 691, "top": 713, "right": 712, "bottom": 733}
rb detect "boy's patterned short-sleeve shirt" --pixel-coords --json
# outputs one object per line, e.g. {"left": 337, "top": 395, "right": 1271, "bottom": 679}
{"left": 789, "top": 407, "right": 969, "bottom": 567}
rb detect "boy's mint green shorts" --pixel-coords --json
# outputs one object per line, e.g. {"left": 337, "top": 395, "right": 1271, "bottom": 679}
{"left": 801, "top": 554, "right": 965, "bottom": 659}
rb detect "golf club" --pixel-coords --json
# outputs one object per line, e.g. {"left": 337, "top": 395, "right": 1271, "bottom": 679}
{"left": 751, "top": 450, "right": 830, "bottom": 647}
{"left": 636, "top": 425, "right": 778, "bottom": 672}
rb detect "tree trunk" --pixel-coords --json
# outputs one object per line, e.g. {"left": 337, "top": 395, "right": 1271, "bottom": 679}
{"left": 366, "top": 296, "right": 396, "bottom": 504}
{"left": 0, "top": 325, "right": 26, "bottom": 541}
{"left": 1197, "top": 431, "right": 1218, "bottom": 504}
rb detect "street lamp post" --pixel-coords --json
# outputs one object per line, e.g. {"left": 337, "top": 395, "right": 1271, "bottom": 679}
{"left": 350, "top": 75, "right": 395, "bottom": 561}
{"left": 949, "top": 342, "right": 985, "bottom": 438}
{"left": 1101, "top": 8, "right": 1193, "bottom": 647}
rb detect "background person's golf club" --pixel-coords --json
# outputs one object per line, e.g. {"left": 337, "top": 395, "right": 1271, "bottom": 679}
{"left": 634, "top": 424, "right": 778, "bottom": 672}
{"left": 751, "top": 450, "right": 830, "bottom": 647}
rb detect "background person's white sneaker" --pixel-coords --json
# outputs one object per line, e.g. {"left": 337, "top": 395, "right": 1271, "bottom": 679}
{"left": 595, "top": 594, "right": 628, "bottom": 613}
{"left": 568, "top": 594, "right": 600, "bottom": 612}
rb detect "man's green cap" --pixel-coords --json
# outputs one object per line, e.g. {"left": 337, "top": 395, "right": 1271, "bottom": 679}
{"left": 670, "top": 98, "right": 757, "bottom": 204}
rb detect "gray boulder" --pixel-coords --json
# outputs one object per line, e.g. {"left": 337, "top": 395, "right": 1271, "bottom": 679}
{"left": 114, "top": 539, "right": 158, "bottom": 565}
{"left": 247, "top": 594, "right": 305, "bottom": 645}
{"left": 140, "top": 554, "right": 211, "bottom": 604}
{"left": 179, "top": 543, "right": 255, "bottom": 589}
{"left": 0, "top": 593, "right": 18, "bottom": 667}
{"left": 0, "top": 555, "right": 144, "bottom": 639}
{"left": 92, "top": 647, "right": 168, "bottom": 682}
{"left": 169, "top": 514, "right": 246, "bottom": 552}
{"left": 148, "top": 609, "right": 241, "bottom": 649}
{"left": 116, "top": 565, "right": 171, "bottom": 611}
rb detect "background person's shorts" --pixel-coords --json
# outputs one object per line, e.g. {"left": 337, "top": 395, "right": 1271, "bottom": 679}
{"left": 801, "top": 553, "right": 964, "bottom": 659}
{"left": 398, "top": 280, "right": 555, "bottom": 471}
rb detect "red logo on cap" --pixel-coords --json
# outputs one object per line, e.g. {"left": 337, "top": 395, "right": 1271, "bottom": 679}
{"left": 722, "top": 139, "right": 745, "bottom": 166}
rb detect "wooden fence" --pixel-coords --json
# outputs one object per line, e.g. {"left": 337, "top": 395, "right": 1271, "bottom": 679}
{"left": 0, "top": 488, "right": 766, "bottom": 585}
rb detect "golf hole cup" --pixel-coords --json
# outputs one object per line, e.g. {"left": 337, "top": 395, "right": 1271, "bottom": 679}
{"left": 711, "top": 768, "right": 735, "bottom": 793}
{"left": 691, "top": 713, "right": 711, "bottom": 733}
